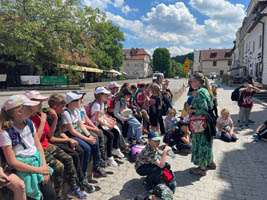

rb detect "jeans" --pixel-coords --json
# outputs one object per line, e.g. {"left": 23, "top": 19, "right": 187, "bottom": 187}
{"left": 127, "top": 115, "right": 142, "bottom": 140}
{"left": 71, "top": 137, "right": 101, "bottom": 172}
{"left": 221, "top": 132, "right": 237, "bottom": 142}
{"left": 239, "top": 107, "right": 252, "bottom": 126}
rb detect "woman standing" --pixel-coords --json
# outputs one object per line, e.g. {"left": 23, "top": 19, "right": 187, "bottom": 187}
{"left": 189, "top": 73, "right": 216, "bottom": 176}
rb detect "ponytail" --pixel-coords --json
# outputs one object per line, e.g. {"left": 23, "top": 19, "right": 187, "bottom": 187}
{"left": 0, "top": 108, "right": 13, "bottom": 130}
{"left": 204, "top": 76, "right": 213, "bottom": 98}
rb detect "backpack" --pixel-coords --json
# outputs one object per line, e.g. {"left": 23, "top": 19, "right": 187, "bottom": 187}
{"left": 85, "top": 101, "right": 96, "bottom": 118}
{"left": 0, "top": 119, "right": 35, "bottom": 163}
{"left": 231, "top": 86, "right": 244, "bottom": 102}
{"left": 130, "top": 145, "right": 145, "bottom": 161}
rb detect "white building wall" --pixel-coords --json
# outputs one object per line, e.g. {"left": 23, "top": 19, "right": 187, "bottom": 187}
{"left": 262, "top": 17, "right": 267, "bottom": 85}
{"left": 244, "top": 20, "right": 264, "bottom": 82}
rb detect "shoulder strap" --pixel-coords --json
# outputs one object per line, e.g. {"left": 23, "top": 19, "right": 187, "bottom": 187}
{"left": 65, "top": 108, "right": 72, "bottom": 117}
{"left": 6, "top": 127, "right": 27, "bottom": 149}
{"left": 25, "top": 119, "right": 34, "bottom": 135}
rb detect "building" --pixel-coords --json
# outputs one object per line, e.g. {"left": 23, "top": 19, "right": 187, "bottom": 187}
{"left": 231, "top": 0, "right": 267, "bottom": 84}
{"left": 193, "top": 49, "right": 232, "bottom": 76}
{"left": 121, "top": 48, "right": 152, "bottom": 79}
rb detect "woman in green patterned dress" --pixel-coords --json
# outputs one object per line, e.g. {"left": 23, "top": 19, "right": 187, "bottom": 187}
{"left": 189, "top": 73, "right": 216, "bottom": 176}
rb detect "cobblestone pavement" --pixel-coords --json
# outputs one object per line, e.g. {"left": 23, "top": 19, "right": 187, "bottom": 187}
{"left": 86, "top": 84, "right": 267, "bottom": 200}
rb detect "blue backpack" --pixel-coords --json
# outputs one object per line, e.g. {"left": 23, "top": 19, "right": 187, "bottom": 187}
{"left": 0, "top": 119, "right": 35, "bottom": 163}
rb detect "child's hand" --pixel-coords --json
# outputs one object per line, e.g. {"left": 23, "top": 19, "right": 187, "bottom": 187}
{"left": 39, "top": 165, "right": 50, "bottom": 175}
{"left": 0, "top": 168, "right": 10, "bottom": 188}
{"left": 87, "top": 136, "right": 96, "bottom": 145}
{"left": 43, "top": 175, "right": 50, "bottom": 185}
{"left": 69, "top": 139, "right": 78, "bottom": 149}
{"left": 49, "top": 108, "right": 58, "bottom": 120}
{"left": 163, "top": 146, "right": 172, "bottom": 153}
{"left": 107, "top": 123, "right": 114, "bottom": 129}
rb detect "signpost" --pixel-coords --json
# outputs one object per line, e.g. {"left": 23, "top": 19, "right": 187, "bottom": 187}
{"left": 183, "top": 57, "right": 190, "bottom": 73}
{"left": 41, "top": 76, "right": 67, "bottom": 85}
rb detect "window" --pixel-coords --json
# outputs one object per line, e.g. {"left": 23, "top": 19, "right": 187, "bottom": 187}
{"left": 213, "top": 61, "right": 217, "bottom": 66}
{"left": 228, "top": 60, "right": 232, "bottom": 66}
{"left": 259, "top": 35, "right": 262, "bottom": 49}
{"left": 225, "top": 52, "right": 231, "bottom": 58}
{"left": 210, "top": 53, "right": 217, "bottom": 58}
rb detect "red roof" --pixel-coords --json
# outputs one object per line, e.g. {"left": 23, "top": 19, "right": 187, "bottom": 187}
{"left": 200, "top": 49, "right": 232, "bottom": 61}
{"left": 122, "top": 48, "right": 150, "bottom": 60}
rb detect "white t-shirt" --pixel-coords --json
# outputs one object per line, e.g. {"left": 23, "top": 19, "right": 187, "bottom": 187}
{"left": 62, "top": 109, "right": 81, "bottom": 132}
{"left": 90, "top": 102, "right": 105, "bottom": 126}
{"left": 0, "top": 124, "right": 37, "bottom": 158}
{"left": 217, "top": 117, "right": 233, "bottom": 128}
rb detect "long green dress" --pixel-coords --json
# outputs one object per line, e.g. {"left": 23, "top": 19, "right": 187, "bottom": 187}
{"left": 191, "top": 87, "right": 214, "bottom": 167}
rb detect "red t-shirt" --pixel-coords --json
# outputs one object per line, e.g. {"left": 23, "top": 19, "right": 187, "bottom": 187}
{"left": 240, "top": 90, "right": 256, "bottom": 108}
{"left": 31, "top": 115, "right": 50, "bottom": 149}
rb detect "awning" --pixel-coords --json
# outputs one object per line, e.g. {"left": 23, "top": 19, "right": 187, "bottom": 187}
{"left": 228, "top": 66, "right": 245, "bottom": 72}
{"left": 105, "top": 69, "right": 122, "bottom": 75}
{"left": 58, "top": 64, "right": 103, "bottom": 73}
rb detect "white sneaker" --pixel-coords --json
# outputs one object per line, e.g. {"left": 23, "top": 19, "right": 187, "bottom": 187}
{"left": 112, "top": 148, "right": 125, "bottom": 158}
{"left": 108, "top": 157, "right": 118, "bottom": 167}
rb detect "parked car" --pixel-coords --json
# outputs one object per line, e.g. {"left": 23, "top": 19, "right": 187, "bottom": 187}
{"left": 174, "top": 76, "right": 179, "bottom": 80}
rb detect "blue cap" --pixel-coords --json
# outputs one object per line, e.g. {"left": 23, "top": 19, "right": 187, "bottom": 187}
{"left": 148, "top": 131, "right": 161, "bottom": 141}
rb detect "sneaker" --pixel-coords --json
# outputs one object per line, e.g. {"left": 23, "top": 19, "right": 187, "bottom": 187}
{"left": 100, "top": 160, "right": 108, "bottom": 168}
{"left": 67, "top": 187, "right": 87, "bottom": 199}
{"left": 108, "top": 157, "right": 118, "bottom": 167}
{"left": 93, "top": 167, "right": 107, "bottom": 177}
{"left": 248, "top": 119, "right": 256, "bottom": 124}
{"left": 112, "top": 148, "right": 125, "bottom": 158}
{"left": 80, "top": 179, "right": 95, "bottom": 193}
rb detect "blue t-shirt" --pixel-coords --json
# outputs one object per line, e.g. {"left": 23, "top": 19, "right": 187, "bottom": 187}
{"left": 187, "top": 96, "right": 194, "bottom": 105}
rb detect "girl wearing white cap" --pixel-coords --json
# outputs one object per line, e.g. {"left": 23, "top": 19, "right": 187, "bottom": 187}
{"left": 91, "top": 87, "right": 124, "bottom": 167}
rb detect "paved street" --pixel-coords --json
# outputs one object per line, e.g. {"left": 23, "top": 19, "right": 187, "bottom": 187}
{"left": 0, "top": 79, "right": 185, "bottom": 106}
{"left": 85, "top": 83, "right": 267, "bottom": 200}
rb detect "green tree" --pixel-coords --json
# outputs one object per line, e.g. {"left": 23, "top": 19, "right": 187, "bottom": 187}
{"left": 0, "top": 0, "right": 125, "bottom": 82}
{"left": 152, "top": 48, "right": 171, "bottom": 77}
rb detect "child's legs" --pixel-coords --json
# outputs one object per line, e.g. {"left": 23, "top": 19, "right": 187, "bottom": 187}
{"left": 72, "top": 137, "right": 91, "bottom": 174}
{"left": 244, "top": 107, "right": 252, "bottom": 125}
{"left": 89, "top": 142, "right": 101, "bottom": 170}
{"left": 52, "top": 144, "right": 78, "bottom": 190}
{"left": 54, "top": 143, "right": 85, "bottom": 182}
{"left": 239, "top": 107, "right": 246, "bottom": 125}
{"left": 136, "top": 164, "right": 162, "bottom": 188}
{"left": 100, "top": 127, "right": 114, "bottom": 158}
{"left": 231, "top": 133, "right": 237, "bottom": 142}
{"left": 141, "top": 109, "right": 149, "bottom": 123}
{"left": 128, "top": 117, "right": 142, "bottom": 140}
{"left": 92, "top": 130, "right": 107, "bottom": 160}
{"left": 221, "top": 132, "right": 232, "bottom": 142}
{"left": 44, "top": 146, "right": 64, "bottom": 198}
{"left": 158, "top": 115, "right": 165, "bottom": 135}
{"left": 110, "top": 128, "right": 120, "bottom": 149}
{"left": 39, "top": 180, "right": 56, "bottom": 200}
{"left": 5, "top": 173, "right": 26, "bottom": 200}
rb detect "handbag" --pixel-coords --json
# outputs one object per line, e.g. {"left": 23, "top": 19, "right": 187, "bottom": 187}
{"left": 190, "top": 115, "right": 206, "bottom": 133}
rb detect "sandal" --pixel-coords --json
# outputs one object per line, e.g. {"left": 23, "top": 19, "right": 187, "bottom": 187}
{"left": 207, "top": 162, "right": 216, "bottom": 170}
{"left": 189, "top": 167, "right": 206, "bottom": 176}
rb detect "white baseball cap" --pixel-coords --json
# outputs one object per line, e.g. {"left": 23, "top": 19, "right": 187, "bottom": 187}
{"left": 109, "top": 82, "right": 121, "bottom": 89}
{"left": 64, "top": 92, "right": 83, "bottom": 104}
{"left": 25, "top": 90, "right": 49, "bottom": 101}
{"left": 95, "top": 87, "right": 111, "bottom": 95}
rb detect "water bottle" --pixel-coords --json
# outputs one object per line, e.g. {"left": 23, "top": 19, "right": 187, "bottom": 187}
{"left": 167, "top": 150, "right": 176, "bottom": 159}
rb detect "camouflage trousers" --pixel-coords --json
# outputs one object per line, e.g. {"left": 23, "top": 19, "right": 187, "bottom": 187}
{"left": 44, "top": 144, "right": 77, "bottom": 198}
{"left": 90, "top": 129, "right": 107, "bottom": 160}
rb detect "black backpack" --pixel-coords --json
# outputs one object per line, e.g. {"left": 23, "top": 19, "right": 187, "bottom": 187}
{"left": 231, "top": 86, "right": 244, "bottom": 102}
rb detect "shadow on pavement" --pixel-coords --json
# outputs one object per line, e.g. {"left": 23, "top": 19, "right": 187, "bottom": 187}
{"left": 174, "top": 168, "right": 200, "bottom": 187}
{"left": 119, "top": 178, "right": 147, "bottom": 199}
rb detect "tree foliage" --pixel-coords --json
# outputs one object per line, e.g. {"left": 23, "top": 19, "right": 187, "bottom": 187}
{"left": 0, "top": 0, "right": 125, "bottom": 75}
{"left": 152, "top": 48, "right": 172, "bottom": 77}
{"left": 172, "top": 52, "right": 194, "bottom": 64}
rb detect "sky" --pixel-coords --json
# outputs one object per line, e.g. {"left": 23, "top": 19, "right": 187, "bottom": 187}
{"left": 84, "top": 0, "right": 251, "bottom": 56}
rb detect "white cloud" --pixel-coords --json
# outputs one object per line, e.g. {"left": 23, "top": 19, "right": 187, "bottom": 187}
{"left": 84, "top": 0, "right": 111, "bottom": 10}
{"left": 121, "top": 5, "right": 131, "bottom": 15}
{"left": 113, "top": 0, "right": 124, "bottom": 8}
{"left": 147, "top": 46, "right": 193, "bottom": 57}
{"left": 106, "top": 12, "right": 144, "bottom": 33}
